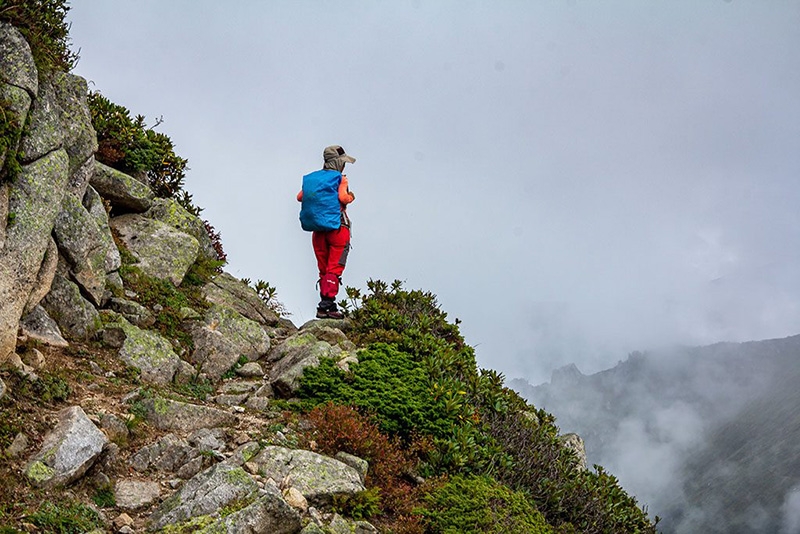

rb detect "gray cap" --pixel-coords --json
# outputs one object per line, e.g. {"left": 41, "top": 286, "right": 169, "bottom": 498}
{"left": 323, "top": 145, "right": 356, "bottom": 164}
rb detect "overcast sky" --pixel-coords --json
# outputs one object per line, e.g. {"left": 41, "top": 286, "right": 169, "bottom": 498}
{"left": 67, "top": 1, "right": 800, "bottom": 385}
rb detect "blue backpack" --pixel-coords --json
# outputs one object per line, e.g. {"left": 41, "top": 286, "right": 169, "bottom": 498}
{"left": 299, "top": 169, "right": 342, "bottom": 232}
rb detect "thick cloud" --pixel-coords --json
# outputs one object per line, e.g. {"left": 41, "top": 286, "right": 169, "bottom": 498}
{"left": 67, "top": 0, "right": 800, "bottom": 384}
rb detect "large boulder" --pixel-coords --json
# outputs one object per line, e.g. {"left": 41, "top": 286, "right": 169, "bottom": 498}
{"left": 41, "top": 262, "right": 101, "bottom": 341}
{"left": 50, "top": 73, "right": 97, "bottom": 175}
{"left": 82, "top": 185, "right": 122, "bottom": 273}
{"left": 22, "top": 235, "right": 58, "bottom": 314}
{"left": 204, "top": 305, "right": 271, "bottom": 361}
{"left": 203, "top": 272, "right": 280, "bottom": 327}
{"left": 1, "top": 150, "right": 70, "bottom": 362}
{"left": 0, "top": 22, "right": 38, "bottom": 96}
{"left": 0, "top": 83, "right": 31, "bottom": 172}
{"left": 19, "top": 305, "right": 68, "bottom": 348}
{"left": 145, "top": 198, "right": 217, "bottom": 261}
{"left": 102, "top": 317, "right": 181, "bottom": 384}
{"left": 187, "top": 323, "right": 242, "bottom": 382}
{"left": 18, "top": 77, "right": 65, "bottom": 163}
{"left": 52, "top": 192, "right": 116, "bottom": 305}
{"left": 147, "top": 462, "right": 259, "bottom": 531}
{"left": 248, "top": 446, "right": 365, "bottom": 506}
{"left": 91, "top": 161, "right": 154, "bottom": 213}
{"left": 111, "top": 213, "right": 199, "bottom": 286}
{"left": 191, "top": 486, "right": 302, "bottom": 534}
{"left": 24, "top": 406, "right": 108, "bottom": 488}
{"left": 129, "top": 433, "right": 203, "bottom": 479}
{"left": 139, "top": 396, "right": 237, "bottom": 432}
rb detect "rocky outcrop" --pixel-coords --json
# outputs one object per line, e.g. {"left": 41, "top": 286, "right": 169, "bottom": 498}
{"left": 247, "top": 446, "right": 366, "bottom": 506}
{"left": 24, "top": 406, "right": 108, "bottom": 488}
{"left": 1, "top": 21, "right": 394, "bottom": 534}
{"left": 111, "top": 213, "right": 199, "bottom": 286}
{"left": 145, "top": 197, "right": 217, "bottom": 261}
{"left": 269, "top": 333, "right": 341, "bottom": 397}
{"left": 91, "top": 161, "right": 154, "bottom": 213}
{"left": 203, "top": 272, "right": 281, "bottom": 327}
{"left": 0, "top": 23, "right": 100, "bottom": 364}
{"left": 102, "top": 317, "right": 181, "bottom": 384}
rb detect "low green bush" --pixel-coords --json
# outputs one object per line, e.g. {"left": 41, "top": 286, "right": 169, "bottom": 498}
{"left": 421, "top": 474, "right": 554, "bottom": 534}
{"left": 298, "top": 343, "right": 451, "bottom": 439}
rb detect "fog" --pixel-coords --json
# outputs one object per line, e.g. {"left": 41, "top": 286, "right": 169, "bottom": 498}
{"left": 66, "top": 1, "right": 800, "bottom": 387}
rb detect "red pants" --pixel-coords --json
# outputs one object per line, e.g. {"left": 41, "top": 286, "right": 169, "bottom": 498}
{"left": 312, "top": 226, "right": 350, "bottom": 299}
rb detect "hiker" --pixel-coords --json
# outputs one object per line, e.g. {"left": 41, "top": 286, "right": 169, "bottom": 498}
{"left": 297, "top": 145, "right": 356, "bottom": 319}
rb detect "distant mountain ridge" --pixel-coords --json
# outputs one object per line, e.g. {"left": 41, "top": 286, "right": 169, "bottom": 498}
{"left": 511, "top": 334, "right": 800, "bottom": 533}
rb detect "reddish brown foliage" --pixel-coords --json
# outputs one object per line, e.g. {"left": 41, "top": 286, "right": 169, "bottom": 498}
{"left": 304, "top": 403, "right": 428, "bottom": 532}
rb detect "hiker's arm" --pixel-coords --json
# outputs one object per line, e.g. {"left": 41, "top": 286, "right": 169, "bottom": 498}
{"left": 339, "top": 175, "right": 355, "bottom": 204}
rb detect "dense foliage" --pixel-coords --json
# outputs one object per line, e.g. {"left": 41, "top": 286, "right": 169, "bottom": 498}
{"left": 0, "top": 0, "right": 77, "bottom": 74}
{"left": 422, "top": 475, "right": 554, "bottom": 534}
{"left": 87, "top": 92, "right": 195, "bottom": 213}
{"left": 299, "top": 280, "right": 658, "bottom": 533}
{"left": 304, "top": 403, "right": 426, "bottom": 531}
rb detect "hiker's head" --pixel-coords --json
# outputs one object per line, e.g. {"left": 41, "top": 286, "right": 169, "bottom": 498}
{"left": 323, "top": 145, "right": 356, "bottom": 172}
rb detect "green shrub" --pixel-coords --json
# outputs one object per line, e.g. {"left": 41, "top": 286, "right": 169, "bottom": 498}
{"left": 0, "top": 0, "right": 77, "bottom": 73}
{"left": 299, "top": 344, "right": 451, "bottom": 439}
{"left": 26, "top": 501, "right": 102, "bottom": 533}
{"left": 421, "top": 474, "right": 554, "bottom": 534}
{"left": 344, "top": 280, "right": 658, "bottom": 533}
{"left": 88, "top": 92, "right": 193, "bottom": 207}
{"left": 333, "top": 488, "right": 382, "bottom": 520}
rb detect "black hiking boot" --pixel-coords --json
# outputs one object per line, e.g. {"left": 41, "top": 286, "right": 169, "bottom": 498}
{"left": 316, "top": 299, "right": 344, "bottom": 319}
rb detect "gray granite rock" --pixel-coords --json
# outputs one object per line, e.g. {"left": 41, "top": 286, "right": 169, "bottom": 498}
{"left": 25, "top": 406, "right": 108, "bottom": 488}
{"left": 111, "top": 213, "right": 198, "bottom": 286}
{"left": 91, "top": 161, "right": 154, "bottom": 213}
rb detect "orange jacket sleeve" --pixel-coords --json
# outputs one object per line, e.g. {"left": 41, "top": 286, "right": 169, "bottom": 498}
{"left": 339, "top": 175, "right": 355, "bottom": 205}
{"left": 297, "top": 189, "right": 303, "bottom": 201}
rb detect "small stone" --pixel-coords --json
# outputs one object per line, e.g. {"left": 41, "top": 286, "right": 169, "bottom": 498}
{"left": 244, "top": 461, "right": 260, "bottom": 475}
{"left": 121, "top": 389, "right": 142, "bottom": 404}
{"left": 113, "top": 512, "right": 134, "bottom": 529}
{"left": 236, "top": 362, "right": 264, "bottom": 377}
{"left": 283, "top": 486, "right": 308, "bottom": 512}
{"left": 188, "top": 427, "right": 227, "bottom": 452}
{"left": 89, "top": 361, "right": 103, "bottom": 374}
{"left": 214, "top": 393, "right": 250, "bottom": 407}
{"left": 115, "top": 479, "right": 161, "bottom": 510}
{"left": 233, "top": 406, "right": 245, "bottom": 413}
{"left": 119, "top": 526, "right": 135, "bottom": 534}
{"left": 21, "top": 348, "right": 46, "bottom": 369}
{"left": 7, "top": 433, "right": 29, "bottom": 458}
{"left": 100, "top": 413, "right": 130, "bottom": 443}
{"left": 233, "top": 431, "right": 251, "bottom": 445}
{"left": 168, "top": 478, "right": 182, "bottom": 488}
{"left": 244, "top": 396, "right": 269, "bottom": 411}
{"left": 92, "top": 471, "right": 111, "bottom": 489}
{"left": 0, "top": 378, "right": 5, "bottom": 401}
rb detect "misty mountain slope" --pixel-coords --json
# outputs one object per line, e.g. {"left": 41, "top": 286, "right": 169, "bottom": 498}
{"left": 510, "top": 334, "right": 800, "bottom": 532}
{"left": 670, "top": 366, "right": 800, "bottom": 534}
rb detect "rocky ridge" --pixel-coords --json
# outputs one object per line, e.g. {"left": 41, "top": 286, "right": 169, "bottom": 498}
{"left": 0, "top": 21, "right": 390, "bottom": 533}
